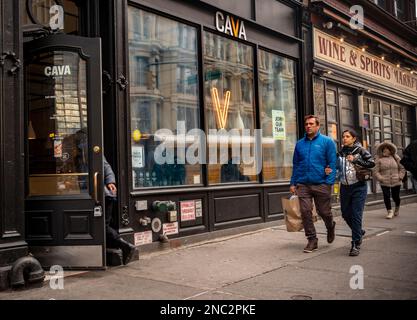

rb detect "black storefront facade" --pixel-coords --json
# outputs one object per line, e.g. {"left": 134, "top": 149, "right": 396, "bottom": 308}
{"left": 0, "top": 0, "right": 306, "bottom": 290}
{"left": 303, "top": 0, "right": 417, "bottom": 199}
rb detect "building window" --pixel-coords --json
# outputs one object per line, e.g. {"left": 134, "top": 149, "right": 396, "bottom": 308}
{"left": 373, "top": 0, "right": 387, "bottom": 10}
{"left": 394, "top": 0, "right": 407, "bottom": 20}
{"left": 258, "top": 50, "right": 297, "bottom": 182}
{"left": 128, "top": 7, "right": 201, "bottom": 188}
{"left": 204, "top": 31, "right": 257, "bottom": 184}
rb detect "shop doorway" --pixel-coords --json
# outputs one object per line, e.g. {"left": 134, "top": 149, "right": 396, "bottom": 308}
{"left": 24, "top": 34, "right": 105, "bottom": 269}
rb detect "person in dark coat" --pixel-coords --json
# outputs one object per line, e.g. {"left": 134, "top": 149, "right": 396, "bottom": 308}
{"left": 104, "top": 156, "right": 138, "bottom": 265}
{"left": 400, "top": 140, "right": 417, "bottom": 193}
{"left": 335, "top": 130, "right": 375, "bottom": 256}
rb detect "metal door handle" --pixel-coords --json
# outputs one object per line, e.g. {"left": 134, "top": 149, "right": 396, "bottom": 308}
{"left": 94, "top": 172, "right": 99, "bottom": 204}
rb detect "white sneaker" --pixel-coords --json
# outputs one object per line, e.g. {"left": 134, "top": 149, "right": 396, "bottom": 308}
{"left": 386, "top": 210, "right": 394, "bottom": 219}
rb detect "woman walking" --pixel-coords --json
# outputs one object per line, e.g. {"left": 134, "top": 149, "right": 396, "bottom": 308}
{"left": 336, "top": 130, "right": 375, "bottom": 256}
{"left": 374, "top": 142, "right": 406, "bottom": 219}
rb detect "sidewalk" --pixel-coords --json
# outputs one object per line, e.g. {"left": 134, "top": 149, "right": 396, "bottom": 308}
{"left": 1, "top": 203, "right": 417, "bottom": 300}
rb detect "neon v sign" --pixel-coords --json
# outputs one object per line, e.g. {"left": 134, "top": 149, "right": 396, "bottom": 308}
{"left": 211, "top": 88, "right": 231, "bottom": 129}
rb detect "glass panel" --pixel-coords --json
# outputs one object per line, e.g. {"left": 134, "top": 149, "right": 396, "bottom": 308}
{"left": 383, "top": 103, "right": 391, "bottom": 116}
{"left": 342, "top": 108, "right": 354, "bottom": 126}
{"left": 372, "top": 100, "right": 380, "bottom": 114}
{"left": 27, "top": 51, "right": 89, "bottom": 196}
{"left": 128, "top": 7, "right": 201, "bottom": 188}
{"left": 394, "top": 106, "right": 402, "bottom": 120}
{"left": 363, "top": 113, "right": 370, "bottom": 129}
{"left": 383, "top": 118, "right": 392, "bottom": 132}
{"left": 204, "top": 32, "right": 257, "bottom": 184}
{"left": 328, "top": 123, "right": 338, "bottom": 142}
{"left": 395, "top": 120, "right": 403, "bottom": 134}
{"left": 363, "top": 98, "right": 370, "bottom": 113}
{"left": 327, "top": 106, "right": 337, "bottom": 122}
{"left": 373, "top": 116, "right": 381, "bottom": 129}
{"left": 394, "top": 134, "right": 403, "bottom": 148}
{"left": 259, "top": 50, "right": 297, "bottom": 182}
{"left": 313, "top": 78, "right": 325, "bottom": 129}
{"left": 374, "top": 131, "right": 381, "bottom": 143}
{"left": 326, "top": 90, "right": 336, "bottom": 105}
{"left": 21, "top": 0, "right": 80, "bottom": 35}
{"left": 384, "top": 133, "right": 393, "bottom": 141}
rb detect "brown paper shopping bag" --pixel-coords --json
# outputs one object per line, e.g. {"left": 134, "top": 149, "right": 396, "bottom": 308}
{"left": 282, "top": 195, "right": 318, "bottom": 232}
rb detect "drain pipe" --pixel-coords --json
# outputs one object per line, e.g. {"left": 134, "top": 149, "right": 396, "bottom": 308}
{"left": 10, "top": 256, "right": 45, "bottom": 287}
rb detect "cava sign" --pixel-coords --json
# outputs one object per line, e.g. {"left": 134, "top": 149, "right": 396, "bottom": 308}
{"left": 49, "top": 5, "right": 64, "bottom": 30}
{"left": 215, "top": 11, "right": 247, "bottom": 40}
{"left": 44, "top": 65, "right": 72, "bottom": 77}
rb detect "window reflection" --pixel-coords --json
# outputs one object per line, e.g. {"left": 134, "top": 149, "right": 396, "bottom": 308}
{"left": 26, "top": 51, "right": 89, "bottom": 196}
{"left": 128, "top": 7, "right": 201, "bottom": 188}
{"left": 204, "top": 32, "right": 257, "bottom": 184}
{"left": 258, "top": 50, "right": 297, "bottom": 182}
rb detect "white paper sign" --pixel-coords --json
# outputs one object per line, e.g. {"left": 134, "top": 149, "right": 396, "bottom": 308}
{"left": 134, "top": 231, "right": 153, "bottom": 246}
{"left": 272, "top": 110, "right": 286, "bottom": 141}
{"left": 132, "top": 146, "right": 144, "bottom": 168}
{"left": 163, "top": 222, "right": 179, "bottom": 236}
{"left": 195, "top": 200, "right": 202, "bottom": 218}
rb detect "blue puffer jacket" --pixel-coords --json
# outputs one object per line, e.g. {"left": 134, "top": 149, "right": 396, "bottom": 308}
{"left": 290, "top": 132, "right": 337, "bottom": 186}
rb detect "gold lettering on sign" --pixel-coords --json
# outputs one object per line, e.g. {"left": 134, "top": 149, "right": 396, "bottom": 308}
{"left": 314, "top": 28, "right": 417, "bottom": 96}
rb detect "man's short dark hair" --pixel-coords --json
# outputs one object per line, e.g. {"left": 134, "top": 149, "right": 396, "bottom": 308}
{"left": 304, "top": 115, "right": 320, "bottom": 126}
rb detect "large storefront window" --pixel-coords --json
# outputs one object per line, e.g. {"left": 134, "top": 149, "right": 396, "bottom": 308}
{"left": 128, "top": 7, "right": 201, "bottom": 188}
{"left": 203, "top": 32, "right": 257, "bottom": 184}
{"left": 258, "top": 50, "right": 297, "bottom": 182}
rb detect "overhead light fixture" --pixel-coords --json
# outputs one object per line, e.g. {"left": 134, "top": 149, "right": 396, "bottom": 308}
{"left": 397, "top": 63, "right": 401, "bottom": 68}
{"left": 339, "top": 37, "right": 344, "bottom": 43}
{"left": 381, "top": 56, "right": 385, "bottom": 60}
{"left": 361, "top": 47, "right": 366, "bottom": 52}
{"left": 323, "top": 21, "right": 334, "bottom": 29}
{"left": 327, "top": 70, "right": 333, "bottom": 75}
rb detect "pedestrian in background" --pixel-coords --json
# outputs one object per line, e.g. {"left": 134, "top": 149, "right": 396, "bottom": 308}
{"left": 400, "top": 140, "right": 417, "bottom": 193}
{"left": 374, "top": 142, "right": 406, "bottom": 219}
{"left": 290, "top": 115, "right": 337, "bottom": 253}
{"left": 335, "top": 130, "right": 375, "bottom": 256}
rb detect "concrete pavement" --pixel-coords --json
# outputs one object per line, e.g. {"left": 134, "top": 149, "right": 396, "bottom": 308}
{"left": 1, "top": 203, "right": 417, "bottom": 300}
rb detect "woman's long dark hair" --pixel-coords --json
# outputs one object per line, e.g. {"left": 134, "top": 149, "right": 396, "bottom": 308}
{"left": 342, "top": 129, "right": 360, "bottom": 141}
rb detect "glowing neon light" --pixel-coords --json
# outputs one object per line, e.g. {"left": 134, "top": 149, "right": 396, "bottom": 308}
{"left": 211, "top": 87, "right": 231, "bottom": 129}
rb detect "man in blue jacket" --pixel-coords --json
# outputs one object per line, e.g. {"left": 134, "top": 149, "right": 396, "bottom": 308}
{"left": 290, "top": 115, "right": 337, "bottom": 253}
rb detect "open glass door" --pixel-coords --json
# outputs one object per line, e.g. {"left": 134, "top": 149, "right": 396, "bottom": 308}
{"left": 24, "top": 34, "right": 105, "bottom": 269}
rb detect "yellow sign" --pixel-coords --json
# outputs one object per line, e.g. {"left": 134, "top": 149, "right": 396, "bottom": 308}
{"left": 211, "top": 88, "right": 231, "bottom": 129}
{"left": 132, "top": 129, "right": 142, "bottom": 142}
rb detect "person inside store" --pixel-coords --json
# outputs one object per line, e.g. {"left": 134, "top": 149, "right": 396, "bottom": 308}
{"left": 221, "top": 149, "right": 250, "bottom": 183}
{"left": 104, "top": 156, "right": 138, "bottom": 265}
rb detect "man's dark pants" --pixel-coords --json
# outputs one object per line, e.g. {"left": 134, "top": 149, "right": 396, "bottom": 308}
{"left": 297, "top": 184, "right": 334, "bottom": 240}
{"left": 105, "top": 197, "right": 121, "bottom": 248}
{"left": 340, "top": 181, "right": 367, "bottom": 243}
